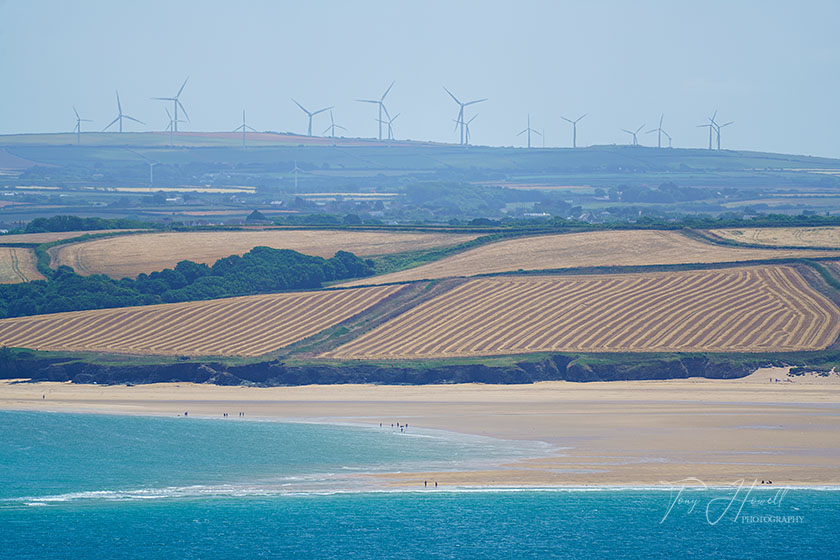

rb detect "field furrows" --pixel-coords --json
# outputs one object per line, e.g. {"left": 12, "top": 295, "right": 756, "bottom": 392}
{"left": 324, "top": 266, "right": 840, "bottom": 359}
{"left": 337, "top": 230, "right": 838, "bottom": 287}
{"left": 0, "top": 285, "right": 401, "bottom": 356}
{"left": 709, "top": 227, "right": 840, "bottom": 248}
{"left": 0, "top": 247, "right": 43, "bottom": 283}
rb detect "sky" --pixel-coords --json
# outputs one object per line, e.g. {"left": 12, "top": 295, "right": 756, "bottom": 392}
{"left": 1, "top": 0, "right": 839, "bottom": 156}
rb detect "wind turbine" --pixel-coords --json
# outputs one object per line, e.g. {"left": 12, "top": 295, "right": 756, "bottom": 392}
{"left": 289, "top": 161, "right": 303, "bottom": 192}
{"left": 292, "top": 99, "right": 333, "bottom": 137}
{"left": 323, "top": 110, "right": 347, "bottom": 145}
{"left": 517, "top": 114, "right": 541, "bottom": 148}
{"left": 125, "top": 149, "right": 158, "bottom": 186}
{"left": 561, "top": 114, "right": 586, "bottom": 148}
{"left": 233, "top": 110, "right": 256, "bottom": 149}
{"left": 443, "top": 87, "right": 487, "bottom": 145}
{"left": 103, "top": 91, "right": 144, "bottom": 133}
{"left": 697, "top": 110, "right": 717, "bottom": 150}
{"left": 453, "top": 114, "right": 478, "bottom": 148}
{"left": 376, "top": 112, "right": 400, "bottom": 146}
{"left": 72, "top": 107, "right": 92, "bottom": 145}
{"left": 646, "top": 114, "right": 667, "bottom": 148}
{"left": 357, "top": 81, "right": 395, "bottom": 140}
{"left": 714, "top": 120, "right": 734, "bottom": 150}
{"left": 621, "top": 124, "right": 645, "bottom": 146}
{"left": 164, "top": 108, "right": 186, "bottom": 147}
{"left": 152, "top": 77, "right": 189, "bottom": 132}
{"left": 662, "top": 130, "right": 673, "bottom": 148}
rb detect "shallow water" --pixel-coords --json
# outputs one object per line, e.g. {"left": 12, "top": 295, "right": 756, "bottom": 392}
{"left": 0, "top": 410, "right": 837, "bottom": 559}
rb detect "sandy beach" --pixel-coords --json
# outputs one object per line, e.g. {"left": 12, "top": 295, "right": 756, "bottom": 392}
{"left": 2, "top": 367, "right": 839, "bottom": 488}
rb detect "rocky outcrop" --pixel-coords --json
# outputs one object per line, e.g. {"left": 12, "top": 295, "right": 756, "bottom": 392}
{"left": 1, "top": 352, "right": 759, "bottom": 386}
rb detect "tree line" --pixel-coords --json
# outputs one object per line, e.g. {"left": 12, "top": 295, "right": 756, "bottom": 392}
{"left": 0, "top": 247, "right": 374, "bottom": 318}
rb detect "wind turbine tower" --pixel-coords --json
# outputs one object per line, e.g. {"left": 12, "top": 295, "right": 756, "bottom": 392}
{"left": 292, "top": 99, "right": 333, "bottom": 137}
{"left": 376, "top": 113, "right": 400, "bottom": 147}
{"left": 357, "top": 81, "right": 395, "bottom": 140}
{"left": 715, "top": 119, "right": 734, "bottom": 150}
{"left": 517, "top": 114, "right": 541, "bottom": 148}
{"left": 72, "top": 107, "right": 92, "bottom": 145}
{"left": 621, "top": 124, "right": 645, "bottom": 146}
{"left": 103, "top": 91, "right": 144, "bottom": 133}
{"left": 443, "top": 87, "right": 487, "bottom": 145}
{"left": 323, "top": 110, "right": 347, "bottom": 145}
{"left": 561, "top": 114, "right": 586, "bottom": 148}
{"left": 164, "top": 108, "right": 186, "bottom": 147}
{"left": 453, "top": 114, "right": 478, "bottom": 148}
{"left": 697, "top": 110, "right": 718, "bottom": 150}
{"left": 289, "top": 161, "right": 303, "bottom": 192}
{"left": 233, "top": 110, "right": 256, "bottom": 149}
{"left": 646, "top": 115, "right": 667, "bottom": 148}
{"left": 152, "top": 77, "right": 189, "bottom": 132}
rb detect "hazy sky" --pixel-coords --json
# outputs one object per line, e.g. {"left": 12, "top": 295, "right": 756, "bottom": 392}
{"left": 2, "top": 0, "right": 839, "bottom": 156}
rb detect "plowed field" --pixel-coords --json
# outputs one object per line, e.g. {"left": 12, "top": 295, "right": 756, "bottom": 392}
{"left": 0, "top": 285, "right": 401, "bottom": 356}
{"left": 325, "top": 266, "right": 840, "bottom": 359}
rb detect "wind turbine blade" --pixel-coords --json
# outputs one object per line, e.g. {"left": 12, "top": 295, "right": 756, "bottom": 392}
{"left": 246, "top": 126, "right": 257, "bottom": 132}
{"left": 636, "top": 124, "right": 645, "bottom": 134}
{"left": 381, "top": 104, "right": 391, "bottom": 120}
{"left": 103, "top": 117, "right": 119, "bottom": 131}
{"left": 177, "top": 100, "right": 190, "bottom": 122}
{"left": 81, "top": 119, "right": 93, "bottom": 122}
{"left": 73, "top": 106, "right": 80, "bottom": 119}
{"left": 233, "top": 125, "right": 244, "bottom": 132}
{"left": 166, "top": 107, "right": 172, "bottom": 119}
{"left": 124, "top": 115, "right": 144, "bottom": 124}
{"left": 335, "top": 125, "right": 347, "bottom": 131}
{"left": 356, "top": 99, "right": 378, "bottom": 104}
{"left": 646, "top": 129, "right": 657, "bottom": 134}
{"left": 390, "top": 113, "right": 400, "bottom": 122}
{"left": 116, "top": 91, "right": 122, "bottom": 113}
{"left": 621, "top": 129, "right": 633, "bottom": 134}
{"left": 465, "top": 98, "right": 487, "bottom": 106}
{"left": 291, "top": 99, "right": 308, "bottom": 114}
{"left": 561, "top": 116, "right": 572, "bottom": 124}
{"left": 176, "top": 76, "right": 189, "bottom": 97}
{"left": 577, "top": 114, "right": 587, "bottom": 122}
{"left": 381, "top": 80, "right": 395, "bottom": 101}
{"left": 323, "top": 125, "right": 332, "bottom": 135}
{"left": 467, "top": 115, "right": 477, "bottom": 124}
{"left": 443, "top": 86, "right": 460, "bottom": 104}
{"left": 721, "top": 121, "right": 734, "bottom": 127}
{"left": 151, "top": 97, "right": 174, "bottom": 101}
{"left": 517, "top": 129, "right": 527, "bottom": 136}
{"left": 311, "top": 106, "right": 333, "bottom": 116}
{"left": 533, "top": 130, "right": 542, "bottom": 136}
{"left": 659, "top": 114, "right": 664, "bottom": 127}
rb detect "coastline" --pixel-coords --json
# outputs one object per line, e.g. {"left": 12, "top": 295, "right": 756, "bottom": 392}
{"left": 2, "top": 367, "right": 839, "bottom": 488}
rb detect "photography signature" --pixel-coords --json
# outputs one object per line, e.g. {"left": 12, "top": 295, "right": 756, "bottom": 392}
{"left": 659, "top": 478, "right": 801, "bottom": 525}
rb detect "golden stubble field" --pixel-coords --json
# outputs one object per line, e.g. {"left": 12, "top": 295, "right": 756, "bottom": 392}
{"left": 0, "top": 284, "right": 402, "bottom": 356}
{"left": 337, "top": 230, "right": 837, "bottom": 286}
{"left": 50, "top": 230, "right": 478, "bottom": 278}
{"left": 325, "top": 266, "right": 840, "bottom": 360}
{"left": 708, "top": 227, "right": 840, "bottom": 248}
{"left": 0, "top": 229, "right": 146, "bottom": 245}
{"left": 0, "top": 247, "right": 43, "bottom": 283}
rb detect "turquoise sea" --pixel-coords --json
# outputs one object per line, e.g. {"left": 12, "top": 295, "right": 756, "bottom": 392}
{"left": 0, "top": 410, "right": 837, "bottom": 559}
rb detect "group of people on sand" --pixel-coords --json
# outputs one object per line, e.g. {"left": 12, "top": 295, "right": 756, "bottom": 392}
{"left": 760, "top": 480, "right": 773, "bottom": 485}
{"left": 379, "top": 421, "right": 409, "bottom": 433}
{"left": 423, "top": 480, "right": 438, "bottom": 488}
{"left": 222, "top": 412, "right": 245, "bottom": 418}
